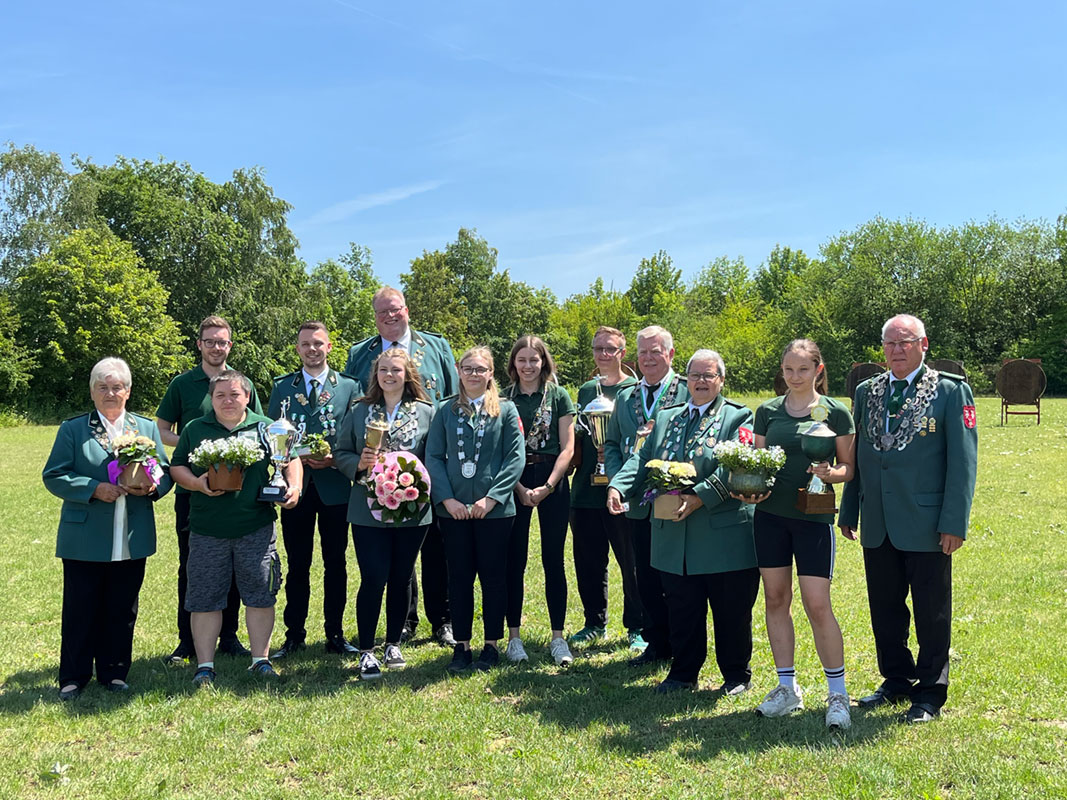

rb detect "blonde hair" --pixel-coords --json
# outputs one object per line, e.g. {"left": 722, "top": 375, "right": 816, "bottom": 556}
{"left": 454, "top": 346, "right": 501, "bottom": 418}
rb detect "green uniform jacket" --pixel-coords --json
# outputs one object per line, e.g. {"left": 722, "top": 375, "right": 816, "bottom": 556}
{"left": 425, "top": 397, "right": 525, "bottom": 519}
{"left": 43, "top": 411, "right": 173, "bottom": 562}
{"left": 334, "top": 399, "right": 437, "bottom": 527}
{"left": 268, "top": 368, "right": 363, "bottom": 507}
{"left": 571, "top": 375, "right": 637, "bottom": 509}
{"left": 839, "top": 370, "right": 978, "bottom": 551}
{"left": 344, "top": 330, "right": 459, "bottom": 404}
{"left": 604, "top": 372, "right": 689, "bottom": 520}
{"left": 609, "top": 398, "right": 756, "bottom": 576}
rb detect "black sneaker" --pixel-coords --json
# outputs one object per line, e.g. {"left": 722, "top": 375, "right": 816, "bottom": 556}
{"left": 218, "top": 636, "right": 251, "bottom": 657}
{"left": 271, "top": 639, "right": 306, "bottom": 659}
{"left": 474, "top": 644, "right": 500, "bottom": 672}
{"left": 447, "top": 644, "right": 473, "bottom": 674}
{"left": 399, "top": 623, "right": 416, "bottom": 644}
{"left": 434, "top": 624, "right": 457, "bottom": 648}
{"left": 358, "top": 651, "right": 383, "bottom": 680}
{"left": 383, "top": 644, "right": 407, "bottom": 670}
{"left": 628, "top": 644, "right": 669, "bottom": 667}
{"left": 248, "top": 660, "right": 279, "bottom": 678}
{"left": 324, "top": 634, "right": 358, "bottom": 655}
{"left": 167, "top": 641, "right": 194, "bottom": 664}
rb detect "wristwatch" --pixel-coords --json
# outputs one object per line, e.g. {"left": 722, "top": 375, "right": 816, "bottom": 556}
{"left": 544, "top": 480, "right": 555, "bottom": 494}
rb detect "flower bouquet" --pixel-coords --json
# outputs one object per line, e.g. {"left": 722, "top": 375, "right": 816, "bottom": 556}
{"left": 362, "top": 450, "right": 432, "bottom": 524}
{"left": 711, "top": 440, "right": 787, "bottom": 497}
{"left": 642, "top": 459, "right": 698, "bottom": 520}
{"left": 189, "top": 436, "right": 266, "bottom": 492}
{"left": 108, "top": 433, "right": 163, "bottom": 490}
{"left": 296, "top": 432, "right": 332, "bottom": 460}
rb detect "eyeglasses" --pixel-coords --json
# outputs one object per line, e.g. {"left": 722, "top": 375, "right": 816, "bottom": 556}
{"left": 375, "top": 306, "right": 406, "bottom": 317}
{"left": 882, "top": 338, "right": 922, "bottom": 350}
{"left": 200, "top": 339, "right": 232, "bottom": 349}
{"left": 592, "top": 346, "right": 621, "bottom": 356}
{"left": 687, "top": 372, "right": 721, "bottom": 383}
{"left": 460, "top": 366, "right": 491, "bottom": 376}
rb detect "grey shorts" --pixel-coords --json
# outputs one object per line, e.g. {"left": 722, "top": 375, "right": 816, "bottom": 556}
{"left": 185, "top": 523, "right": 282, "bottom": 611}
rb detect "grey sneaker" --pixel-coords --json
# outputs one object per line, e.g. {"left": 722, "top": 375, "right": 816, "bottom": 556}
{"left": 359, "top": 651, "right": 382, "bottom": 680}
{"left": 383, "top": 644, "right": 406, "bottom": 670}
{"left": 826, "top": 692, "right": 852, "bottom": 729}
{"left": 756, "top": 684, "right": 803, "bottom": 717}
{"left": 505, "top": 637, "right": 529, "bottom": 663}
{"left": 549, "top": 636, "right": 573, "bottom": 666}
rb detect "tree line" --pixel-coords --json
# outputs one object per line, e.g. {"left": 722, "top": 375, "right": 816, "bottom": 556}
{"left": 1, "top": 142, "right": 1064, "bottom": 418}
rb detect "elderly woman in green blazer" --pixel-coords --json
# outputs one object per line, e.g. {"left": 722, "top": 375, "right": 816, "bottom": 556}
{"left": 335, "top": 348, "right": 436, "bottom": 680}
{"left": 42, "top": 357, "right": 172, "bottom": 700}
{"left": 608, "top": 349, "right": 759, "bottom": 695}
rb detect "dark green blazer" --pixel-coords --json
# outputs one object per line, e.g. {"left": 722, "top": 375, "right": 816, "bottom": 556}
{"left": 268, "top": 368, "right": 363, "bottom": 506}
{"left": 334, "top": 398, "right": 436, "bottom": 527}
{"left": 610, "top": 398, "right": 756, "bottom": 576}
{"left": 425, "top": 397, "right": 525, "bottom": 519}
{"left": 839, "top": 369, "right": 978, "bottom": 551}
{"left": 344, "top": 329, "right": 458, "bottom": 404}
{"left": 43, "top": 411, "right": 173, "bottom": 562}
{"left": 604, "top": 372, "right": 689, "bottom": 520}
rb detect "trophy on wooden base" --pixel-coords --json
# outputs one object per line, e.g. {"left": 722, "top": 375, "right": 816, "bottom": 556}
{"left": 257, "top": 399, "right": 306, "bottom": 503}
{"left": 795, "top": 407, "right": 838, "bottom": 515}
{"left": 576, "top": 378, "right": 615, "bottom": 486}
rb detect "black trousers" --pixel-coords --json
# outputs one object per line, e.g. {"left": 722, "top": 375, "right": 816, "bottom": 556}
{"left": 440, "top": 516, "right": 513, "bottom": 642}
{"left": 863, "top": 537, "right": 952, "bottom": 709}
{"left": 570, "top": 506, "right": 645, "bottom": 630}
{"left": 278, "top": 482, "right": 350, "bottom": 641}
{"left": 352, "top": 524, "right": 428, "bottom": 650}
{"left": 406, "top": 518, "right": 451, "bottom": 631}
{"left": 630, "top": 516, "right": 672, "bottom": 655}
{"left": 176, "top": 492, "right": 239, "bottom": 643}
{"left": 60, "top": 557, "right": 146, "bottom": 688}
{"left": 660, "top": 566, "right": 760, "bottom": 685}
{"left": 507, "top": 461, "right": 571, "bottom": 630}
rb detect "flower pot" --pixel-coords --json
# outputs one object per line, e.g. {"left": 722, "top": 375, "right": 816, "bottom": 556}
{"left": 653, "top": 493, "right": 683, "bottom": 520}
{"left": 207, "top": 464, "right": 245, "bottom": 492}
{"left": 118, "top": 463, "right": 153, "bottom": 491}
{"left": 727, "top": 469, "right": 770, "bottom": 498}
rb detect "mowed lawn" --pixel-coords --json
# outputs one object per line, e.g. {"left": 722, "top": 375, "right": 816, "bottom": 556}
{"left": 1, "top": 396, "right": 1064, "bottom": 799}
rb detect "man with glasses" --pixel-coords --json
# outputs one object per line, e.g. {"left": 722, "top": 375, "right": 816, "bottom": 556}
{"left": 156, "top": 316, "right": 263, "bottom": 662}
{"left": 604, "top": 325, "right": 688, "bottom": 667}
{"left": 840, "top": 314, "right": 977, "bottom": 723}
{"left": 345, "top": 287, "right": 460, "bottom": 646}
{"left": 568, "top": 326, "right": 645, "bottom": 651}
{"left": 608, "top": 350, "right": 758, "bottom": 694}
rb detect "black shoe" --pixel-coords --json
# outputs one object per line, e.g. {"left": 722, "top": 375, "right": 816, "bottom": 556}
{"left": 271, "top": 639, "right": 306, "bottom": 659}
{"left": 857, "top": 687, "right": 912, "bottom": 709}
{"left": 448, "top": 644, "right": 473, "bottom": 674}
{"left": 474, "top": 645, "right": 500, "bottom": 672}
{"left": 629, "top": 645, "right": 669, "bottom": 667}
{"left": 58, "top": 685, "right": 82, "bottom": 702}
{"left": 655, "top": 678, "right": 696, "bottom": 694}
{"left": 218, "top": 636, "right": 251, "bottom": 657}
{"left": 399, "top": 624, "right": 416, "bottom": 644}
{"left": 903, "top": 703, "right": 940, "bottom": 724}
{"left": 167, "top": 641, "right": 194, "bottom": 664}
{"left": 721, "top": 680, "right": 751, "bottom": 696}
{"left": 434, "top": 624, "right": 457, "bottom": 648}
{"left": 324, "top": 634, "right": 358, "bottom": 655}
{"left": 106, "top": 680, "right": 130, "bottom": 693}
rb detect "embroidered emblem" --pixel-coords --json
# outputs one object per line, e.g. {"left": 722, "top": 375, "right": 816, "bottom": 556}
{"left": 963, "top": 405, "right": 976, "bottom": 429}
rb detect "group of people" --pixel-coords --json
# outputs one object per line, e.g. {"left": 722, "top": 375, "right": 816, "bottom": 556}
{"left": 42, "top": 289, "right": 978, "bottom": 732}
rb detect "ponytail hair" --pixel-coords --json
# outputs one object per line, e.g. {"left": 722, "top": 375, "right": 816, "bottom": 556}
{"left": 782, "top": 338, "right": 829, "bottom": 394}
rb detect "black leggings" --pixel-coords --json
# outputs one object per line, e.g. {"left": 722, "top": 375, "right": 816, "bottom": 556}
{"left": 440, "top": 516, "right": 513, "bottom": 642}
{"left": 507, "top": 461, "right": 570, "bottom": 631}
{"left": 352, "top": 524, "right": 428, "bottom": 650}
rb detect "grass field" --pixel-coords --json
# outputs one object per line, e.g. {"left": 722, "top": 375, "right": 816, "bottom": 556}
{"left": 1, "top": 396, "right": 1065, "bottom": 799}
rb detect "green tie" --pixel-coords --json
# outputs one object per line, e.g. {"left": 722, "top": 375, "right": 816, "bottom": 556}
{"left": 308, "top": 378, "right": 319, "bottom": 409}
{"left": 887, "top": 379, "right": 908, "bottom": 417}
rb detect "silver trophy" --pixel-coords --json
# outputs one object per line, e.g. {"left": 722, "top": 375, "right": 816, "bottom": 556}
{"left": 257, "top": 398, "right": 306, "bottom": 503}
{"left": 576, "top": 377, "right": 616, "bottom": 486}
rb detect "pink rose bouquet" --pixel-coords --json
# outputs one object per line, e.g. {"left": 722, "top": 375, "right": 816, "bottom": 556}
{"left": 363, "top": 450, "right": 432, "bottom": 524}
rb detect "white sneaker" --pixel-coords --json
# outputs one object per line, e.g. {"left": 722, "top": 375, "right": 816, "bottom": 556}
{"left": 549, "top": 637, "right": 573, "bottom": 666}
{"left": 826, "top": 692, "right": 852, "bottom": 729}
{"left": 755, "top": 684, "right": 803, "bottom": 717}
{"left": 504, "top": 637, "right": 528, "bottom": 663}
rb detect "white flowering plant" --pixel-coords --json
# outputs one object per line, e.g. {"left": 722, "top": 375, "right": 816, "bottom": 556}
{"left": 189, "top": 437, "right": 266, "bottom": 470}
{"left": 711, "top": 441, "right": 787, "bottom": 480}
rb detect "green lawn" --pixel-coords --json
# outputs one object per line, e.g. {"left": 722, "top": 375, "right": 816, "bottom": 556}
{"left": 1, "top": 397, "right": 1065, "bottom": 799}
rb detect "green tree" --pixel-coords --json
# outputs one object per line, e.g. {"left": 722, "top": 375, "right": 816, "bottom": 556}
{"left": 308, "top": 243, "right": 381, "bottom": 350}
{"left": 627, "top": 250, "right": 682, "bottom": 316}
{"left": 754, "top": 245, "right": 811, "bottom": 307}
{"left": 686, "top": 255, "right": 755, "bottom": 316}
{"left": 401, "top": 249, "right": 470, "bottom": 354}
{"left": 547, "top": 279, "right": 637, "bottom": 387}
{"left": 14, "top": 229, "right": 188, "bottom": 411}
{"left": 0, "top": 293, "right": 35, "bottom": 406}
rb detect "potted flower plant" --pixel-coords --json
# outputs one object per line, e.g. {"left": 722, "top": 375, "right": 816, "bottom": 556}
{"left": 109, "top": 433, "right": 162, "bottom": 491}
{"left": 362, "top": 450, "right": 432, "bottom": 524}
{"left": 711, "top": 440, "right": 787, "bottom": 497}
{"left": 296, "top": 432, "right": 332, "bottom": 460}
{"left": 189, "top": 436, "right": 266, "bottom": 492}
{"left": 642, "top": 459, "right": 699, "bottom": 520}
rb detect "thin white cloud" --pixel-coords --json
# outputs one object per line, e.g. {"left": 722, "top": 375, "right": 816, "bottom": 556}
{"left": 302, "top": 180, "right": 446, "bottom": 226}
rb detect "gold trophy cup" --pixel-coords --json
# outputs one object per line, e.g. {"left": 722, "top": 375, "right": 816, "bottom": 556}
{"left": 576, "top": 379, "right": 615, "bottom": 486}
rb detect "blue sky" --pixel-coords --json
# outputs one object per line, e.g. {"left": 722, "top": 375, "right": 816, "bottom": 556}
{"left": 3, "top": 2, "right": 1065, "bottom": 297}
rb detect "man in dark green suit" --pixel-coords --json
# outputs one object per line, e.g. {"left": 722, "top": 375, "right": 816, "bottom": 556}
{"left": 344, "top": 287, "right": 459, "bottom": 645}
{"left": 609, "top": 349, "right": 759, "bottom": 693}
{"left": 604, "top": 325, "right": 688, "bottom": 666}
{"left": 840, "top": 314, "right": 978, "bottom": 723}
{"left": 269, "top": 322, "right": 363, "bottom": 658}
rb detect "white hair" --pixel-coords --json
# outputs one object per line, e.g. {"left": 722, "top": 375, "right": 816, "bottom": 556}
{"left": 882, "top": 314, "right": 927, "bottom": 340}
{"left": 636, "top": 325, "right": 674, "bottom": 351}
{"left": 686, "top": 349, "right": 726, "bottom": 379}
{"left": 89, "top": 357, "right": 132, "bottom": 391}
